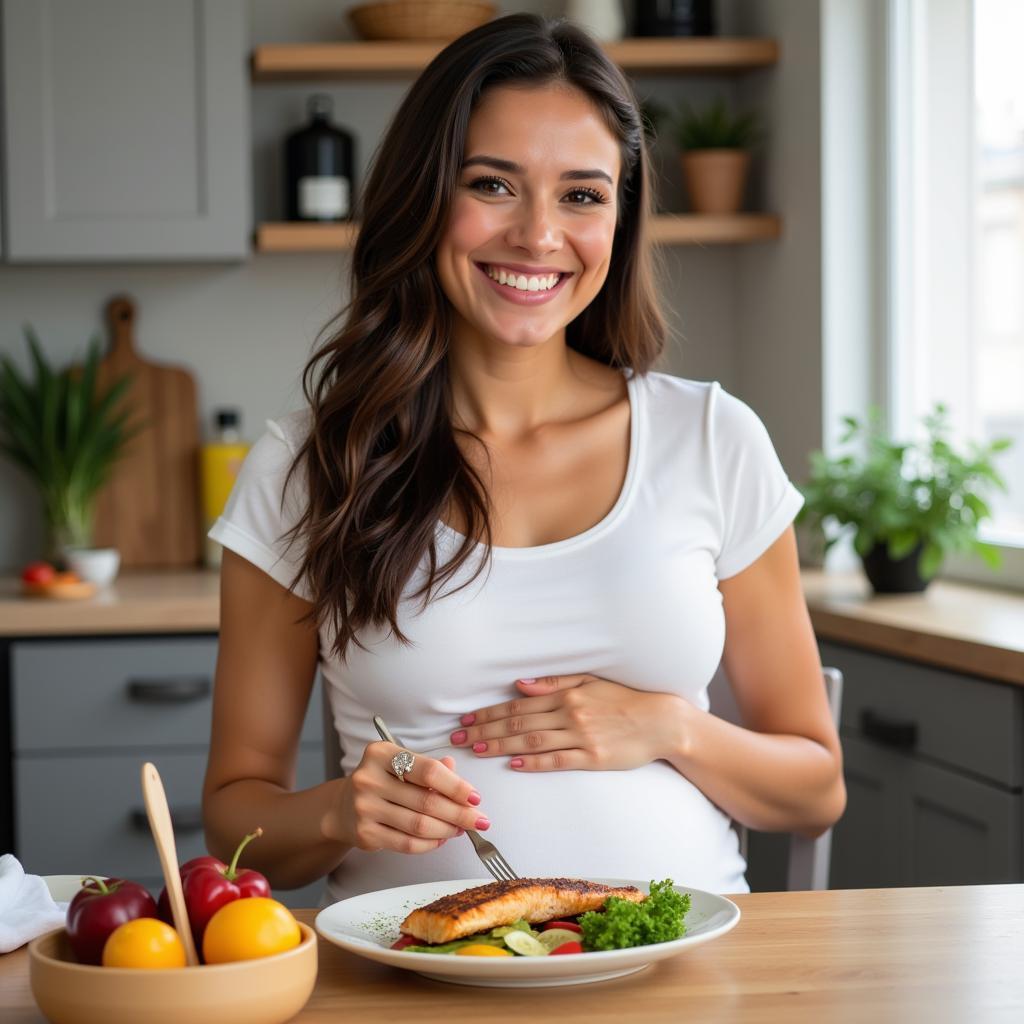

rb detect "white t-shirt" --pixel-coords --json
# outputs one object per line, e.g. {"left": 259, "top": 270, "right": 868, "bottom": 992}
{"left": 210, "top": 370, "right": 804, "bottom": 900}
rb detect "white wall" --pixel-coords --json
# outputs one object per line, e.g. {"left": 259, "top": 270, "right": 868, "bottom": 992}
{"left": 0, "top": 0, "right": 819, "bottom": 572}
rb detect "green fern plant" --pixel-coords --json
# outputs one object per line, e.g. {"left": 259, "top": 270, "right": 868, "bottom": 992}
{"left": 797, "top": 404, "right": 1012, "bottom": 581}
{"left": 673, "top": 97, "right": 760, "bottom": 151}
{"left": 0, "top": 325, "right": 141, "bottom": 557}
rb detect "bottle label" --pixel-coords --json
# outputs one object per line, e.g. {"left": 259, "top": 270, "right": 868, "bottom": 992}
{"left": 299, "top": 176, "right": 349, "bottom": 219}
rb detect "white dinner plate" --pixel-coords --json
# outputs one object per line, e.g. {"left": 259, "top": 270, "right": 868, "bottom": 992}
{"left": 315, "top": 877, "right": 740, "bottom": 987}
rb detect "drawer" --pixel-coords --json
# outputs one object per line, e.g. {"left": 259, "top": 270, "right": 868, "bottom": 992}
{"left": 12, "top": 638, "right": 322, "bottom": 751}
{"left": 15, "top": 747, "right": 325, "bottom": 877}
{"left": 820, "top": 641, "right": 1023, "bottom": 787}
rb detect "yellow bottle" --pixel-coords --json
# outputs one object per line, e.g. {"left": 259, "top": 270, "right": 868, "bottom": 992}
{"left": 201, "top": 409, "right": 250, "bottom": 568}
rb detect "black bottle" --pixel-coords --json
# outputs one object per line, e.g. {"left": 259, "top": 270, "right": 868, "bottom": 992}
{"left": 635, "top": 0, "right": 715, "bottom": 37}
{"left": 284, "top": 94, "right": 355, "bottom": 222}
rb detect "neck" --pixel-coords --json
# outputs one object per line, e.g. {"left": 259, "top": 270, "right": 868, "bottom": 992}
{"left": 446, "top": 329, "right": 582, "bottom": 440}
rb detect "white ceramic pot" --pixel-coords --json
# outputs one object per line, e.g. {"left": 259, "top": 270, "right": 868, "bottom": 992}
{"left": 62, "top": 547, "right": 121, "bottom": 587}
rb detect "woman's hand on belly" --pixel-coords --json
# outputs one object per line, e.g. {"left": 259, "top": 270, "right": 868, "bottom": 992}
{"left": 449, "top": 675, "right": 684, "bottom": 773}
{"left": 322, "top": 745, "right": 490, "bottom": 854}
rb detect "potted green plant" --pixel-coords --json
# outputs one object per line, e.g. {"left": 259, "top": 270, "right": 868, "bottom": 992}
{"left": 672, "top": 97, "right": 760, "bottom": 214}
{"left": 0, "top": 325, "right": 139, "bottom": 581}
{"left": 797, "top": 404, "right": 1012, "bottom": 593}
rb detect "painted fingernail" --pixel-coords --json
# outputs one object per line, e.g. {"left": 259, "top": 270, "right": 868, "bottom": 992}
{"left": 450, "top": 730, "right": 467, "bottom": 744}
{"left": 461, "top": 713, "right": 476, "bottom": 726}
{"left": 519, "top": 678, "right": 537, "bottom": 685}
{"left": 467, "top": 791, "right": 482, "bottom": 806}
{"left": 510, "top": 758, "right": 525, "bottom": 768}
{"left": 472, "top": 741, "right": 488, "bottom": 754}
{"left": 475, "top": 817, "right": 491, "bottom": 831}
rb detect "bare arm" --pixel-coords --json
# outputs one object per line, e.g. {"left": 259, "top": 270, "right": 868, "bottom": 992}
{"left": 661, "top": 526, "right": 846, "bottom": 838}
{"left": 202, "top": 549, "right": 351, "bottom": 889}
{"left": 203, "top": 549, "right": 487, "bottom": 890}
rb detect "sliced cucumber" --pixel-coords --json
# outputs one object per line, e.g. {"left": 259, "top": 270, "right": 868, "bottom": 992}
{"left": 537, "top": 928, "right": 583, "bottom": 952}
{"left": 503, "top": 931, "right": 550, "bottom": 957}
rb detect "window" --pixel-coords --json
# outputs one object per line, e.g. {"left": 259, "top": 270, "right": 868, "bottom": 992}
{"left": 889, "top": 0, "right": 1024, "bottom": 580}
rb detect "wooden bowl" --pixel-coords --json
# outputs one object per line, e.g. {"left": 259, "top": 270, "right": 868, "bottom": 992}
{"left": 29, "top": 923, "right": 318, "bottom": 1024}
{"left": 348, "top": 0, "right": 497, "bottom": 41}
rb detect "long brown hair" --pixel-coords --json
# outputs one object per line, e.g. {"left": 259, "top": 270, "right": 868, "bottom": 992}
{"left": 284, "top": 13, "right": 667, "bottom": 660}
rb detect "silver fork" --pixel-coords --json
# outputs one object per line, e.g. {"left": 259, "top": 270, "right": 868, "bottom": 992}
{"left": 373, "top": 715, "right": 520, "bottom": 883}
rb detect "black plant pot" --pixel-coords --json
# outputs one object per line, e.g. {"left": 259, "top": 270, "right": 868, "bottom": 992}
{"left": 860, "top": 542, "right": 930, "bottom": 594}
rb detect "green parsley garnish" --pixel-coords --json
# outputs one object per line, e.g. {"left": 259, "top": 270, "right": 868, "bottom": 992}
{"left": 579, "top": 879, "right": 691, "bottom": 951}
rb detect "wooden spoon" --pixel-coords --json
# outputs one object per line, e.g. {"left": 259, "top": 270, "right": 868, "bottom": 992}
{"left": 140, "top": 761, "right": 200, "bottom": 966}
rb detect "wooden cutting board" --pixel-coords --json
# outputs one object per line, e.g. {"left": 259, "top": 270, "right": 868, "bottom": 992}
{"left": 91, "top": 296, "right": 201, "bottom": 567}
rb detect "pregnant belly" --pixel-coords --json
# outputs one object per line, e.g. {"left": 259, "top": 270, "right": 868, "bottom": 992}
{"left": 326, "top": 750, "right": 749, "bottom": 904}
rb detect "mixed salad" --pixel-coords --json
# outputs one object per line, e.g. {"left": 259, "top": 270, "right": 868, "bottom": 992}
{"left": 391, "top": 879, "right": 691, "bottom": 957}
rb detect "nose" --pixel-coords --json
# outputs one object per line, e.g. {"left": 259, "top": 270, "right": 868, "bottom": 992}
{"left": 505, "top": 198, "right": 561, "bottom": 257}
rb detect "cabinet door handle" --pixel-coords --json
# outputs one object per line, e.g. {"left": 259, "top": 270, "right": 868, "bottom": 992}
{"left": 130, "top": 806, "right": 204, "bottom": 834}
{"left": 126, "top": 677, "right": 211, "bottom": 703}
{"left": 860, "top": 709, "right": 918, "bottom": 750}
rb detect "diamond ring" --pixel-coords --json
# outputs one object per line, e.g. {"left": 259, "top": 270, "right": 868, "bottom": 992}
{"left": 391, "top": 750, "right": 416, "bottom": 782}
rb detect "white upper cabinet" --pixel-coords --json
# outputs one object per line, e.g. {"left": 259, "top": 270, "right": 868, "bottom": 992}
{"left": 2, "top": 0, "right": 250, "bottom": 261}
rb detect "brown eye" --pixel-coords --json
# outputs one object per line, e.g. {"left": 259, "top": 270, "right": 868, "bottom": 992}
{"left": 469, "top": 175, "right": 512, "bottom": 196}
{"left": 565, "top": 187, "right": 609, "bottom": 205}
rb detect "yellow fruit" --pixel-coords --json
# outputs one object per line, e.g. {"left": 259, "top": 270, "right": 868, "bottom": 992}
{"left": 454, "top": 944, "right": 514, "bottom": 957}
{"left": 101, "top": 918, "right": 186, "bottom": 969}
{"left": 202, "top": 897, "right": 301, "bottom": 964}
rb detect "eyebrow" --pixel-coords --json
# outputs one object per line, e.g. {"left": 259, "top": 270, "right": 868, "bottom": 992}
{"left": 462, "top": 155, "right": 614, "bottom": 186}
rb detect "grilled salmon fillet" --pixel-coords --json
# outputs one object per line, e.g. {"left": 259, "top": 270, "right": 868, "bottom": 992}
{"left": 400, "top": 877, "right": 645, "bottom": 944}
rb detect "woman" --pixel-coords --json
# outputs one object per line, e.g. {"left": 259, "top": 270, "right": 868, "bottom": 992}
{"left": 204, "top": 13, "right": 845, "bottom": 902}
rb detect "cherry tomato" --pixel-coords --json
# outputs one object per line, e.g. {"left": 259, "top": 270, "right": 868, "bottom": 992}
{"left": 550, "top": 941, "right": 584, "bottom": 955}
{"left": 21, "top": 562, "right": 55, "bottom": 585}
{"left": 391, "top": 934, "right": 418, "bottom": 950}
{"left": 101, "top": 918, "right": 186, "bottom": 969}
{"left": 202, "top": 897, "right": 301, "bottom": 964}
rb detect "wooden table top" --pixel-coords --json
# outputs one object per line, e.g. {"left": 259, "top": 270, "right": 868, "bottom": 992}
{"left": 3, "top": 885, "right": 1023, "bottom": 1023}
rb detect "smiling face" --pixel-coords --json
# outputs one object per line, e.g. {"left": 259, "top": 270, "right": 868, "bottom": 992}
{"left": 435, "top": 82, "right": 621, "bottom": 353}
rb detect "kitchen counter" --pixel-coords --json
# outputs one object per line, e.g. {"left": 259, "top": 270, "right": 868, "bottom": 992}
{"left": 1, "top": 567, "right": 1022, "bottom": 684}
{"left": 3, "top": 885, "right": 1024, "bottom": 1022}
{"left": 802, "top": 568, "right": 1024, "bottom": 685}
{"left": 0, "top": 570, "right": 220, "bottom": 636}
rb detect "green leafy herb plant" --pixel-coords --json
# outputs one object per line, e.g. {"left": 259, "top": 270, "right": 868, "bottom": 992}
{"left": 0, "top": 325, "right": 141, "bottom": 559}
{"left": 797, "top": 404, "right": 1012, "bottom": 584}
{"left": 672, "top": 97, "right": 760, "bottom": 151}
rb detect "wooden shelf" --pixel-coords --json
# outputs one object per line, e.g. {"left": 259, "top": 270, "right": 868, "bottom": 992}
{"left": 255, "top": 214, "right": 781, "bottom": 252}
{"left": 251, "top": 37, "right": 778, "bottom": 80}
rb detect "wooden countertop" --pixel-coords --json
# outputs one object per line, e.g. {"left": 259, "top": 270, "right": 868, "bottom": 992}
{"left": 802, "top": 569, "right": 1024, "bottom": 685}
{"left": 1, "top": 567, "right": 1022, "bottom": 685}
{"left": 3, "top": 886, "right": 1024, "bottom": 1022}
{"left": 0, "top": 570, "right": 221, "bottom": 637}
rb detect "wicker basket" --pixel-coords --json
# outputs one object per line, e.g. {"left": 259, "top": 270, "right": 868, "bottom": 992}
{"left": 348, "top": 0, "right": 497, "bottom": 41}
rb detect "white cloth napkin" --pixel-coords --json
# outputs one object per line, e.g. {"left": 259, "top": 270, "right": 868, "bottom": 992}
{"left": 0, "top": 854, "right": 67, "bottom": 953}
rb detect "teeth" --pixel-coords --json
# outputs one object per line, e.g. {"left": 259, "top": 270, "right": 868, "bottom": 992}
{"left": 485, "top": 265, "right": 561, "bottom": 292}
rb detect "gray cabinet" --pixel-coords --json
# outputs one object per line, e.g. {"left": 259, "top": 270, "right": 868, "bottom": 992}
{"left": 9, "top": 635, "right": 326, "bottom": 909}
{"left": 823, "top": 641, "right": 1023, "bottom": 890}
{"left": 2, "top": 0, "right": 249, "bottom": 261}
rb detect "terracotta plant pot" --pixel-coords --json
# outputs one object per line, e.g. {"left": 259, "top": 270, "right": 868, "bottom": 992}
{"left": 681, "top": 149, "right": 751, "bottom": 214}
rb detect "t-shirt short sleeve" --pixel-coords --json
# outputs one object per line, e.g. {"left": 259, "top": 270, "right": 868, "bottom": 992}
{"left": 710, "top": 383, "right": 805, "bottom": 579}
{"left": 207, "top": 414, "right": 313, "bottom": 601}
